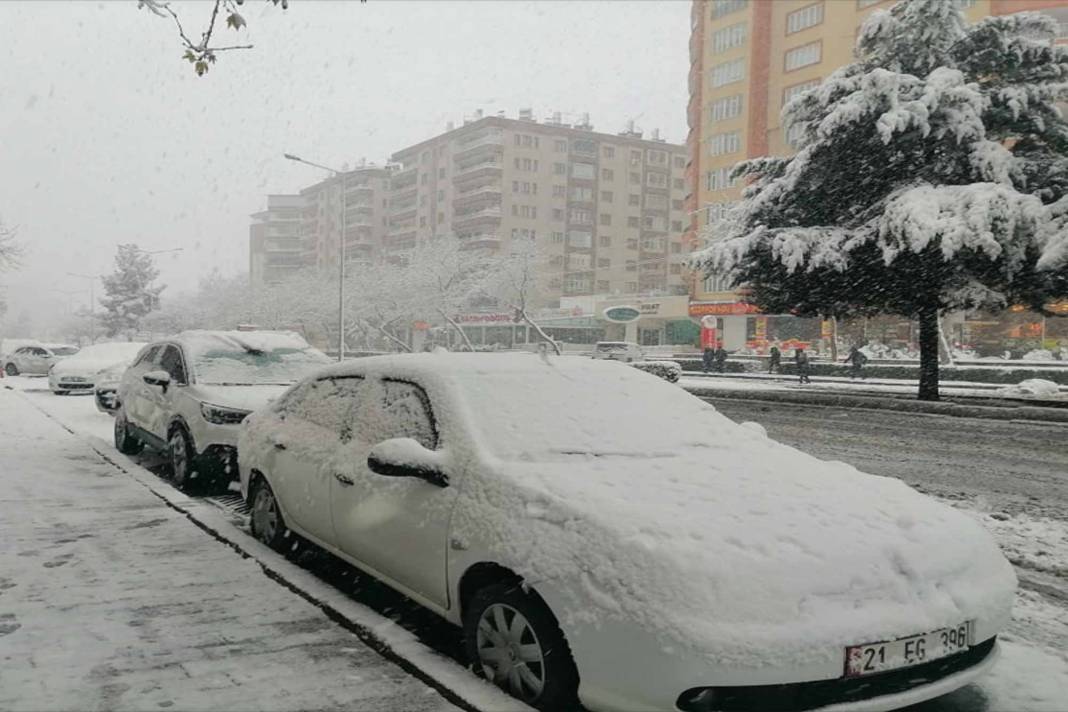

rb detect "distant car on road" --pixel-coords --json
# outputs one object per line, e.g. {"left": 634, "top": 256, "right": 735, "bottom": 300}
{"left": 48, "top": 341, "right": 147, "bottom": 395}
{"left": 113, "top": 330, "right": 331, "bottom": 492}
{"left": 237, "top": 353, "right": 1014, "bottom": 712}
{"left": 590, "top": 341, "right": 644, "bottom": 362}
{"left": 3, "top": 343, "right": 79, "bottom": 376}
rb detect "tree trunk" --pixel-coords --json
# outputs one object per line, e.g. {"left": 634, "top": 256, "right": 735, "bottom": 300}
{"left": 937, "top": 313, "right": 955, "bottom": 366}
{"left": 514, "top": 306, "right": 562, "bottom": 355}
{"left": 918, "top": 307, "right": 940, "bottom": 401}
{"left": 829, "top": 316, "right": 839, "bottom": 362}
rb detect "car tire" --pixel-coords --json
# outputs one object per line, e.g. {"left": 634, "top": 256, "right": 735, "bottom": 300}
{"left": 114, "top": 409, "right": 143, "bottom": 455}
{"left": 4, "top": 363, "right": 17, "bottom": 376}
{"left": 464, "top": 581, "right": 580, "bottom": 711}
{"left": 168, "top": 425, "right": 202, "bottom": 493}
{"left": 249, "top": 476, "right": 291, "bottom": 553}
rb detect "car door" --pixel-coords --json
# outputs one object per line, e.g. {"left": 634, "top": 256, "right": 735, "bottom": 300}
{"left": 123, "top": 345, "right": 161, "bottom": 427}
{"left": 330, "top": 377, "right": 456, "bottom": 609}
{"left": 26, "top": 347, "right": 49, "bottom": 374}
{"left": 269, "top": 377, "right": 361, "bottom": 544}
{"left": 10, "top": 347, "right": 32, "bottom": 372}
{"left": 145, "top": 345, "right": 189, "bottom": 440}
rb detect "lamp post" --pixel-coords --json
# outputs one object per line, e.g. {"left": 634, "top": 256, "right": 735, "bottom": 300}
{"left": 67, "top": 272, "right": 103, "bottom": 343}
{"left": 284, "top": 152, "right": 347, "bottom": 361}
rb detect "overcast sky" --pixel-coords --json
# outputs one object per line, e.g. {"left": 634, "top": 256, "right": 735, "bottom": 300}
{"left": 0, "top": 0, "right": 689, "bottom": 331}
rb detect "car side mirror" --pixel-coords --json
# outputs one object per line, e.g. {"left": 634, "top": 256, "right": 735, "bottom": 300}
{"left": 143, "top": 370, "right": 172, "bottom": 392}
{"left": 367, "top": 437, "right": 448, "bottom": 488}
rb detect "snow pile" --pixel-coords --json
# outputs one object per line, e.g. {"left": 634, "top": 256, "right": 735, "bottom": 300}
{"left": 998, "top": 379, "right": 1061, "bottom": 398}
{"left": 1022, "top": 349, "right": 1054, "bottom": 361}
{"left": 629, "top": 360, "right": 681, "bottom": 383}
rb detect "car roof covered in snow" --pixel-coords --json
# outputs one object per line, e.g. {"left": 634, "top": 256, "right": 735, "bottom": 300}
{"left": 170, "top": 330, "right": 312, "bottom": 356}
{"left": 316, "top": 350, "right": 637, "bottom": 380}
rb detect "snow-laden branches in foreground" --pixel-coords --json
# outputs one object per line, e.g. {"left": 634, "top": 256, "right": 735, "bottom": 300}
{"left": 690, "top": 0, "right": 1068, "bottom": 400}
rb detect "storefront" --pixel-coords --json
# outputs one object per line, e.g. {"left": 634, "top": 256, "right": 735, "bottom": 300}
{"left": 595, "top": 296, "right": 694, "bottom": 346}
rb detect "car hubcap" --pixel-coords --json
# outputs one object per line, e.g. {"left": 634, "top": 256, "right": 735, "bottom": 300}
{"left": 476, "top": 603, "right": 545, "bottom": 702}
{"left": 252, "top": 487, "right": 278, "bottom": 543}
{"left": 170, "top": 432, "right": 187, "bottom": 482}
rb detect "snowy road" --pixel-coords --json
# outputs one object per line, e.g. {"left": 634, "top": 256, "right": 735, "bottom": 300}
{"left": 3, "top": 377, "right": 1068, "bottom": 711}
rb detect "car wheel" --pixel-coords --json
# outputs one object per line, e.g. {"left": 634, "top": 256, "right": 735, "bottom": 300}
{"left": 464, "top": 582, "right": 580, "bottom": 711}
{"left": 249, "top": 477, "right": 290, "bottom": 553}
{"left": 4, "top": 363, "right": 17, "bottom": 376}
{"left": 168, "top": 426, "right": 200, "bottom": 492}
{"left": 114, "top": 409, "right": 143, "bottom": 455}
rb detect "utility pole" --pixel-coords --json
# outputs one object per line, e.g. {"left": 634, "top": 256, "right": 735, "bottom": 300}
{"left": 284, "top": 153, "right": 347, "bottom": 362}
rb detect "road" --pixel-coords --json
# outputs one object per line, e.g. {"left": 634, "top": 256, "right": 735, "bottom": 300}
{"left": 709, "top": 399, "right": 1068, "bottom": 521}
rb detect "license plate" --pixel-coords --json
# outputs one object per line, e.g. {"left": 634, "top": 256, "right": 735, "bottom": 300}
{"left": 845, "top": 622, "right": 972, "bottom": 677}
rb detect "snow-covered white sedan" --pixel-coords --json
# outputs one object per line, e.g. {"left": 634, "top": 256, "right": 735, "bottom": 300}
{"left": 48, "top": 341, "right": 147, "bottom": 394}
{"left": 238, "top": 353, "right": 1015, "bottom": 712}
{"left": 114, "top": 330, "right": 331, "bottom": 492}
{"left": 3, "top": 343, "right": 79, "bottom": 376}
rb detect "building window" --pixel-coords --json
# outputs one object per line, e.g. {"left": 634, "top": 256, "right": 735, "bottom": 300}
{"left": 856, "top": 0, "right": 883, "bottom": 7}
{"left": 553, "top": 162, "right": 567, "bottom": 175}
{"left": 787, "top": 3, "right": 823, "bottom": 34}
{"left": 554, "top": 140, "right": 567, "bottom": 152}
{"left": 567, "top": 230, "right": 592, "bottom": 248}
{"left": 711, "top": 22, "right": 747, "bottom": 54}
{"left": 572, "top": 162, "right": 596, "bottom": 180}
{"left": 553, "top": 184, "right": 567, "bottom": 197}
{"left": 674, "top": 156, "right": 686, "bottom": 169}
{"left": 673, "top": 178, "right": 685, "bottom": 190}
{"left": 706, "top": 166, "right": 738, "bottom": 190}
{"left": 646, "top": 171, "right": 668, "bottom": 188}
{"left": 553, "top": 208, "right": 564, "bottom": 221}
{"left": 703, "top": 273, "right": 734, "bottom": 292}
{"left": 601, "top": 190, "right": 613, "bottom": 202}
{"left": 626, "top": 260, "right": 638, "bottom": 272}
{"left": 570, "top": 208, "right": 593, "bottom": 224}
{"left": 571, "top": 138, "right": 597, "bottom": 155}
{"left": 708, "top": 131, "right": 741, "bottom": 156}
{"left": 627, "top": 216, "right": 640, "bottom": 228}
{"left": 710, "top": 58, "right": 745, "bottom": 88}
{"left": 647, "top": 149, "right": 668, "bottom": 165}
{"left": 783, "top": 78, "right": 821, "bottom": 106}
{"left": 671, "top": 220, "right": 683, "bottom": 232}
{"left": 597, "top": 258, "right": 611, "bottom": 268}
{"left": 628, "top": 194, "right": 640, "bottom": 206}
{"left": 602, "top": 168, "right": 615, "bottom": 182}
{"left": 629, "top": 172, "right": 641, "bottom": 185}
{"left": 571, "top": 185, "right": 594, "bottom": 201}
{"left": 599, "top": 235, "right": 612, "bottom": 247}
{"left": 671, "top": 242, "right": 682, "bottom": 254}
{"left": 551, "top": 231, "right": 565, "bottom": 243}
{"left": 711, "top": 0, "right": 747, "bottom": 19}
{"left": 603, "top": 146, "right": 616, "bottom": 158}
{"left": 705, "top": 201, "right": 736, "bottom": 224}
{"left": 596, "top": 280, "right": 610, "bottom": 292}
{"left": 600, "top": 213, "right": 612, "bottom": 226}
{"left": 630, "top": 150, "right": 642, "bottom": 166}
{"left": 785, "top": 122, "right": 807, "bottom": 149}
{"left": 672, "top": 199, "right": 684, "bottom": 210}
{"left": 438, "top": 167, "right": 446, "bottom": 178}
{"left": 956, "top": 0, "right": 977, "bottom": 7}
{"left": 785, "top": 41, "right": 821, "bottom": 72}
{"left": 627, "top": 238, "right": 639, "bottom": 250}
{"left": 709, "top": 94, "right": 744, "bottom": 122}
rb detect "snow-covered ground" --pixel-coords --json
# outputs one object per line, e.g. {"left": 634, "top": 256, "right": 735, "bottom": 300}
{"left": 2, "top": 375, "right": 1067, "bottom": 711}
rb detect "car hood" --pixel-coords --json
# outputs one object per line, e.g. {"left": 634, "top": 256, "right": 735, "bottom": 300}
{"left": 455, "top": 439, "right": 1016, "bottom": 670}
{"left": 52, "top": 358, "right": 122, "bottom": 377}
{"left": 187, "top": 383, "right": 290, "bottom": 413}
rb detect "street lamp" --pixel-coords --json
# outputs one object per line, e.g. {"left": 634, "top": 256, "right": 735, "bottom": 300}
{"left": 67, "top": 272, "right": 104, "bottom": 343}
{"left": 285, "top": 152, "right": 348, "bottom": 361}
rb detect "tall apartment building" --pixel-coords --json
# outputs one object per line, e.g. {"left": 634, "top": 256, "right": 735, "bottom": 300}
{"left": 387, "top": 113, "right": 690, "bottom": 306}
{"left": 249, "top": 194, "right": 304, "bottom": 287}
{"left": 687, "top": 0, "right": 1068, "bottom": 350}
{"left": 297, "top": 166, "right": 393, "bottom": 272}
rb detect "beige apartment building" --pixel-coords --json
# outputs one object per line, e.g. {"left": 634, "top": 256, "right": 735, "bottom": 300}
{"left": 249, "top": 194, "right": 304, "bottom": 287}
{"left": 686, "top": 0, "right": 1068, "bottom": 353}
{"left": 386, "top": 113, "right": 691, "bottom": 342}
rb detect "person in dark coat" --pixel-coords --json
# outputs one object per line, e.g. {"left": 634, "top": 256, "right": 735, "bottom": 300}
{"left": 795, "top": 348, "right": 812, "bottom": 384}
{"left": 768, "top": 345, "right": 781, "bottom": 374}
{"left": 702, "top": 346, "right": 715, "bottom": 373}
{"left": 844, "top": 345, "right": 868, "bottom": 380}
{"left": 714, "top": 346, "right": 728, "bottom": 373}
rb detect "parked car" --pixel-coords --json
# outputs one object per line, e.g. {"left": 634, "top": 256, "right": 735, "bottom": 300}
{"left": 237, "top": 353, "right": 1014, "bottom": 712}
{"left": 3, "top": 343, "right": 79, "bottom": 376}
{"left": 590, "top": 341, "right": 644, "bottom": 362}
{"left": 114, "top": 330, "right": 331, "bottom": 492}
{"left": 48, "top": 341, "right": 147, "bottom": 395}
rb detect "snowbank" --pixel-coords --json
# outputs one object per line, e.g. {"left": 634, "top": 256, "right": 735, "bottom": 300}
{"left": 998, "top": 379, "right": 1061, "bottom": 398}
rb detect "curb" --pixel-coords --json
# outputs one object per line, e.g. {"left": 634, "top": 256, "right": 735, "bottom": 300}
{"left": 683, "top": 385, "right": 1068, "bottom": 424}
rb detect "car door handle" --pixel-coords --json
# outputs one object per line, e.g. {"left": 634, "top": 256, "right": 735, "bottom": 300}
{"left": 273, "top": 441, "right": 287, "bottom": 451}
{"left": 334, "top": 473, "right": 354, "bottom": 486}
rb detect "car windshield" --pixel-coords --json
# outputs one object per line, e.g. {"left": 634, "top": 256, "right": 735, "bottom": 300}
{"left": 51, "top": 347, "right": 79, "bottom": 356}
{"left": 458, "top": 366, "right": 723, "bottom": 461}
{"left": 596, "top": 343, "right": 630, "bottom": 351}
{"left": 192, "top": 346, "right": 331, "bottom": 385}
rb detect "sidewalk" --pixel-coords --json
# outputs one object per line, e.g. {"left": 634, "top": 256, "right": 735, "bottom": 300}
{"left": 0, "top": 388, "right": 459, "bottom": 712}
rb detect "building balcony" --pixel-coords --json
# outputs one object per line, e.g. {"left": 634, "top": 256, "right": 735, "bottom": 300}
{"left": 453, "top": 131, "right": 504, "bottom": 159}
{"left": 453, "top": 207, "right": 502, "bottom": 227}
{"left": 392, "top": 166, "right": 417, "bottom": 189}
{"left": 458, "top": 233, "right": 502, "bottom": 250}
{"left": 391, "top": 207, "right": 417, "bottom": 222}
{"left": 454, "top": 186, "right": 502, "bottom": 208}
{"left": 453, "top": 158, "right": 503, "bottom": 184}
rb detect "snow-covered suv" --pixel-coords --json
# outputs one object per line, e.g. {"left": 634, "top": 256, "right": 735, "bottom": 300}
{"left": 114, "top": 330, "right": 331, "bottom": 492}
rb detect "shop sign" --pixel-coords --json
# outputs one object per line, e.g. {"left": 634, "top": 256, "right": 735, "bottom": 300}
{"left": 754, "top": 317, "right": 767, "bottom": 340}
{"left": 689, "top": 302, "right": 760, "bottom": 317}
{"left": 454, "top": 313, "right": 513, "bottom": 324}
{"left": 640, "top": 303, "right": 661, "bottom": 315}
{"left": 603, "top": 306, "right": 642, "bottom": 323}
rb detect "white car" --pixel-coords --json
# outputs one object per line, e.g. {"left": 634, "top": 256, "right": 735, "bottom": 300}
{"left": 3, "top": 343, "right": 79, "bottom": 376}
{"left": 591, "top": 341, "right": 644, "bottom": 362}
{"left": 238, "top": 353, "right": 1014, "bottom": 712}
{"left": 48, "top": 341, "right": 147, "bottom": 395}
{"left": 114, "top": 330, "right": 331, "bottom": 492}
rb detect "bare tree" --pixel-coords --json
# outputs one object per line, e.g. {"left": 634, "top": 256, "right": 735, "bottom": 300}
{"left": 0, "top": 221, "right": 24, "bottom": 272}
{"left": 490, "top": 242, "right": 561, "bottom": 355}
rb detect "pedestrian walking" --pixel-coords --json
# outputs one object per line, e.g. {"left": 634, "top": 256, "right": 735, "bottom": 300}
{"left": 795, "top": 348, "right": 812, "bottom": 384}
{"left": 768, "top": 345, "right": 781, "bottom": 374}
{"left": 844, "top": 345, "right": 868, "bottom": 380}
{"left": 714, "top": 346, "right": 728, "bottom": 373}
{"left": 702, "top": 346, "right": 715, "bottom": 374}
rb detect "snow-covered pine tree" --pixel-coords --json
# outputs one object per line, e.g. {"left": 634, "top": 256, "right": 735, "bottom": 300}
{"left": 100, "top": 244, "right": 165, "bottom": 339}
{"left": 691, "top": 0, "right": 1068, "bottom": 400}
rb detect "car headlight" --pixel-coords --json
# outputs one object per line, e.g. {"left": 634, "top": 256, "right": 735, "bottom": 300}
{"left": 200, "top": 403, "right": 252, "bottom": 425}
